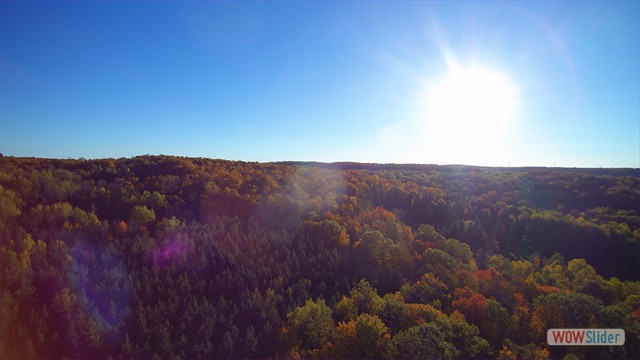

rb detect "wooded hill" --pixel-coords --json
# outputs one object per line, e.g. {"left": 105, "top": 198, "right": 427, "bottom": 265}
{"left": 1, "top": 155, "right": 638, "bottom": 359}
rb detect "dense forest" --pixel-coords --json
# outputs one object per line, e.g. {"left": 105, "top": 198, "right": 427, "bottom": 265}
{"left": 1, "top": 155, "right": 638, "bottom": 360}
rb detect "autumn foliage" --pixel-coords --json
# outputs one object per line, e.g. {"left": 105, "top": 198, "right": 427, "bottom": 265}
{"left": 0, "top": 156, "right": 638, "bottom": 359}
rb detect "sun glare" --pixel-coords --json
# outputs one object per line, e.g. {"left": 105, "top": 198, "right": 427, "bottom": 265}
{"left": 422, "top": 62, "right": 520, "bottom": 165}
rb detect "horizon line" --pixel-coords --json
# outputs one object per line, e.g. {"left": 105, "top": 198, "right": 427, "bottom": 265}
{"left": 1, "top": 153, "right": 638, "bottom": 170}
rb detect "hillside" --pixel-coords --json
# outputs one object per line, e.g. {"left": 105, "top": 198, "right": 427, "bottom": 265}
{"left": 1, "top": 155, "right": 638, "bottom": 359}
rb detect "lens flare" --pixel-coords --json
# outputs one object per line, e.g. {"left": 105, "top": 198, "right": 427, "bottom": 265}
{"left": 69, "top": 242, "right": 132, "bottom": 332}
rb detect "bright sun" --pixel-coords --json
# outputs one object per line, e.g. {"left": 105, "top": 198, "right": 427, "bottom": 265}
{"left": 422, "top": 62, "right": 520, "bottom": 165}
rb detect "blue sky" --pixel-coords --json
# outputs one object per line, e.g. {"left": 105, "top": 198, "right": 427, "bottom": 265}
{"left": 1, "top": 1, "right": 638, "bottom": 167}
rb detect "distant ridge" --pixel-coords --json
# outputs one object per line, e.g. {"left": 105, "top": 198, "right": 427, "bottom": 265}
{"left": 3, "top": 154, "right": 639, "bottom": 176}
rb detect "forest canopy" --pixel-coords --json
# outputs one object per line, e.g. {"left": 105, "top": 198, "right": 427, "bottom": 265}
{"left": 1, "top": 155, "right": 638, "bottom": 359}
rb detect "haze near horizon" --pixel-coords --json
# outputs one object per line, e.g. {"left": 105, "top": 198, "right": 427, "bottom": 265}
{"left": 1, "top": 1, "right": 638, "bottom": 167}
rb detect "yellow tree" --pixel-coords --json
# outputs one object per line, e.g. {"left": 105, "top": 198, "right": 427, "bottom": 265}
{"left": 318, "top": 313, "right": 395, "bottom": 359}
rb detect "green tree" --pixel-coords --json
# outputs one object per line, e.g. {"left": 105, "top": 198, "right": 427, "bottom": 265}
{"left": 567, "top": 258, "right": 606, "bottom": 295}
{"left": 128, "top": 205, "right": 156, "bottom": 233}
{"left": 407, "top": 273, "right": 450, "bottom": 308}
{"left": 336, "top": 279, "right": 385, "bottom": 321}
{"left": 285, "top": 299, "right": 334, "bottom": 350}
{"left": 393, "top": 323, "right": 459, "bottom": 360}
{"left": 433, "top": 313, "right": 490, "bottom": 359}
